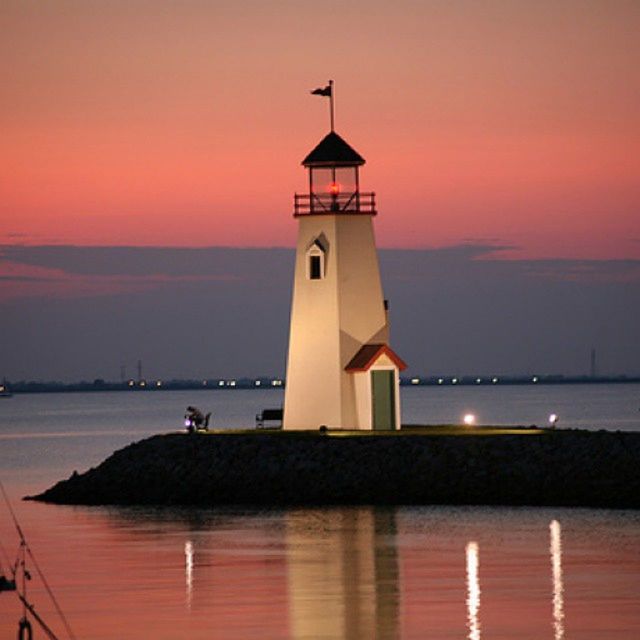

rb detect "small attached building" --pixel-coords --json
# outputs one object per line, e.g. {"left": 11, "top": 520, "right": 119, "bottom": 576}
{"left": 345, "top": 344, "right": 406, "bottom": 431}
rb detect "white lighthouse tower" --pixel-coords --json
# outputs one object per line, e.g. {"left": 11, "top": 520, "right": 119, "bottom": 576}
{"left": 283, "top": 126, "right": 406, "bottom": 431}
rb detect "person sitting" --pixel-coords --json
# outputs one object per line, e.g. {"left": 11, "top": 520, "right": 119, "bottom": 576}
{"left": 185, "top": 406, "right": 211, "bottom": 432}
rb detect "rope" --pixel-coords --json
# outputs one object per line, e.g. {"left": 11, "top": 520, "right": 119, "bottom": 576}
{"left": 0, "top": 478, "right": 76, "bottom": 640}
{"left": 27, "top": 547, "right": 77, "bottom": 640}
{"left": 0, "top": 479, "right": 25, "bottom": 541}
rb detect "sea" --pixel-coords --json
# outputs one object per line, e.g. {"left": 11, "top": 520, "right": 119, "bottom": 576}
{"left": 1, "top": 383, "right": 639, "bottom": 639}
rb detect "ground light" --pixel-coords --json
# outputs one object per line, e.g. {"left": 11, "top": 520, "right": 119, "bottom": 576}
{"left": 463, "top": 414, "right": 476, "bottom": 426}
{"left": 549, "top": 413, "right": 559, "bottom": 428}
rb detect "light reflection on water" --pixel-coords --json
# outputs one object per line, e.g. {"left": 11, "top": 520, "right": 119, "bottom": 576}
{"left": 466, "top": 541, "right": 480, "bottom": 640}
{"left": 185, "top": 540, "right": 194, "bottom": 610}
{"left": 550, "top": 520, "right": 565, "bottom": 640}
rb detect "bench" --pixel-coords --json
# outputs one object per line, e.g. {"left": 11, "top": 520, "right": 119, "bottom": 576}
{"left": 256, "top": 408, "right": 283, "bottom": 429}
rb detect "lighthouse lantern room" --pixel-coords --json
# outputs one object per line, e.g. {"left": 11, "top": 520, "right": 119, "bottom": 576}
{"left": 283, "top": 127, "right": 406, "bottom": 431}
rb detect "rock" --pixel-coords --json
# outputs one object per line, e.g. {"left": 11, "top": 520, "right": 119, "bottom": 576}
{"left": 24, "top": 429, "right": 640, "bottom": 509}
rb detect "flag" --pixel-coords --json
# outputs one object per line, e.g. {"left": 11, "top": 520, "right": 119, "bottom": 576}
{"left": 311, "top": 85, "right": 332, "bottom": 97}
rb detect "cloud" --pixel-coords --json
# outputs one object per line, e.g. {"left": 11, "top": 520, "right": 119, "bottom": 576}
{"left": 1, "top": 243, "right": 639, "bottom": 381}
{"left": 0, "top": 245, "right": 293, "bottom": 278}
{"left": 1, "top": 244, "right": 639, "bottom": 304}
{"left": 520, "top": 260, "right": 640, "bottom": 283}
{"left": 0, "top": 254, "right": 245, "bottom": 302}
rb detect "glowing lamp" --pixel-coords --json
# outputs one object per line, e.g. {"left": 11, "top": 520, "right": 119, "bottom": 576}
{"left": 549, "top": 413, "right": 559, "bottom": 428}
{"left": 463, "top": 413, "right": 476, "bottom": 426}
{"left": 329, "top": 182, "right": 340, "bottom": 195}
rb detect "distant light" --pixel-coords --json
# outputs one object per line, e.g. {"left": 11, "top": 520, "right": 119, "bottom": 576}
{"left": 156, "top": 380, "right": 162, "bottom": 387}
{"left": 271, "top": 379, "right": 283, "bottom": 387}
{"left": 463, "top": 413, "right": 476, "bottom": 426}
{"left": 438, "top": 378, "right": 444, "bottom": 384}
{"left": 128, "top": 380, "right": 135, "bottom": 387}
{"left": 229, "top": 380, "right": 236, "bottom": 387}
{"left": 532, "top": 376, "right": 539, "bottom": 383}
{"left": 549, "top": 413, "right": 559, "bottom": 427}
{"left": 255, "top": 380, "right": 261, "bottom": 386}
{"left": 476, "top": 378, "right": 482, "bottom": 384}
{"left": 411, "top": 377, "right": 420, "bottom": 385}
{"left": 139, "top": 380, "right": 146, "bottom": 387}
{"left": 492, "top": 377, "right": 498, "bottom": 384}
{"left": 218, "top": 380, "right": 224, "bottom": 387}
{"left": 329, "top": 182, "right": 340, "bottom": 195}
{"left": 202, "top": 380, "right": 208, "bottom": 386}
{"left": 452, "top": 377, "right": 458, "bottom": 384}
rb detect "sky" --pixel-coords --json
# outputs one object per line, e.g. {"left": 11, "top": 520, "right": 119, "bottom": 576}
{"left": 1, "top": 0, "right": 639, "bottom": 380}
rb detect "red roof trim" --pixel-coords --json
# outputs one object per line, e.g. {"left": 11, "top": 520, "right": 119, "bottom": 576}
{"left": 345, "top": 343, "right": 407, "bottom": 372}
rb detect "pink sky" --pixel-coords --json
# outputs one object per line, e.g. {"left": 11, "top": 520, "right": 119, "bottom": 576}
{"left": 2, "top": 0, "right": 639, "bottom": 259}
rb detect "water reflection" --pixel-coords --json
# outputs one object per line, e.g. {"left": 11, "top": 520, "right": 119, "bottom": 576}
{"left": 286, "top": 508, "right": 399, "bottom": 640}
{"left": 466, "top": 541, "right": 481, "bottom": 640}
{"left": 550, "top": 520, "right": 565, "bottom": 640}
{"left": 185, "top": 540, "right": 193, "bottom": 609}
{"left": 19, "top": 505, "right": 637, "bottom": 640}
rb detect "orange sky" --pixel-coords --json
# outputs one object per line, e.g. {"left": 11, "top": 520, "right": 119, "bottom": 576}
{"left": 1, "top": 0, "right": 639, "bottom": 258}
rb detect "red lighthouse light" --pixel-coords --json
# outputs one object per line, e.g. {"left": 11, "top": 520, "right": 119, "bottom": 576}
{"left": 329, "top": 182, "right": 340, "bottom": 195}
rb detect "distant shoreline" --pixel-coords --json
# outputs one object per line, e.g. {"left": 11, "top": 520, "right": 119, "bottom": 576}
{"left": 4, "top": 375, "right": 640, "bottom": 395}
{"left": 29, "top": 427, "right": 640, "bottom": 509}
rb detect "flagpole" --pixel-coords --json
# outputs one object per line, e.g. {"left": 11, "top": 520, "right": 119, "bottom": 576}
{"left": 329, "top": 79, "right": 334, "bottom": 132}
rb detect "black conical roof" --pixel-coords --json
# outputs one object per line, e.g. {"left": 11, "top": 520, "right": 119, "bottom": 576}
{"left": 302, "top": 131, "right": 366, "bottom": 167}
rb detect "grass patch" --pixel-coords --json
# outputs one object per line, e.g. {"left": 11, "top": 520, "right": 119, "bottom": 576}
{"left": 184, "top": 424, "right": 547, "bottom": 438}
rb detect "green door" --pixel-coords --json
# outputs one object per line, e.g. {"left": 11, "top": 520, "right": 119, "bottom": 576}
{"left": 371, "top": 370, "right": 396, "bottom": 430}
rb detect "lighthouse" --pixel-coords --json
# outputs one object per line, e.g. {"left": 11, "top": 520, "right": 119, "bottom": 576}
{"left": 283, "top": 126, "right": 406, "bottom": 431}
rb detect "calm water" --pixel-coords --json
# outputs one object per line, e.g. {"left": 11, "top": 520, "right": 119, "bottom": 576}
{"left": 1, "top": 385, "right": 639, "bottom": 638}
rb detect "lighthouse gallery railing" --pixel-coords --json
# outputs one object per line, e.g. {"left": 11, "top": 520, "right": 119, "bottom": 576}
{"left": 294, "top": 192, "right": 376, "bottom": 216}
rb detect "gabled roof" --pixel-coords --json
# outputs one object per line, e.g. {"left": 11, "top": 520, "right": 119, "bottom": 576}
{"left": 345, "top": 344, "right": 407, "bottom": 372}
{"left": 302, "top": 131, "right": 366, "bottom": 167}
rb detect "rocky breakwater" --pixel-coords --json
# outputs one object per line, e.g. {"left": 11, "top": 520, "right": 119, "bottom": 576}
{"left": 28, "top": 429, "right": 640, "bottom": 509}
